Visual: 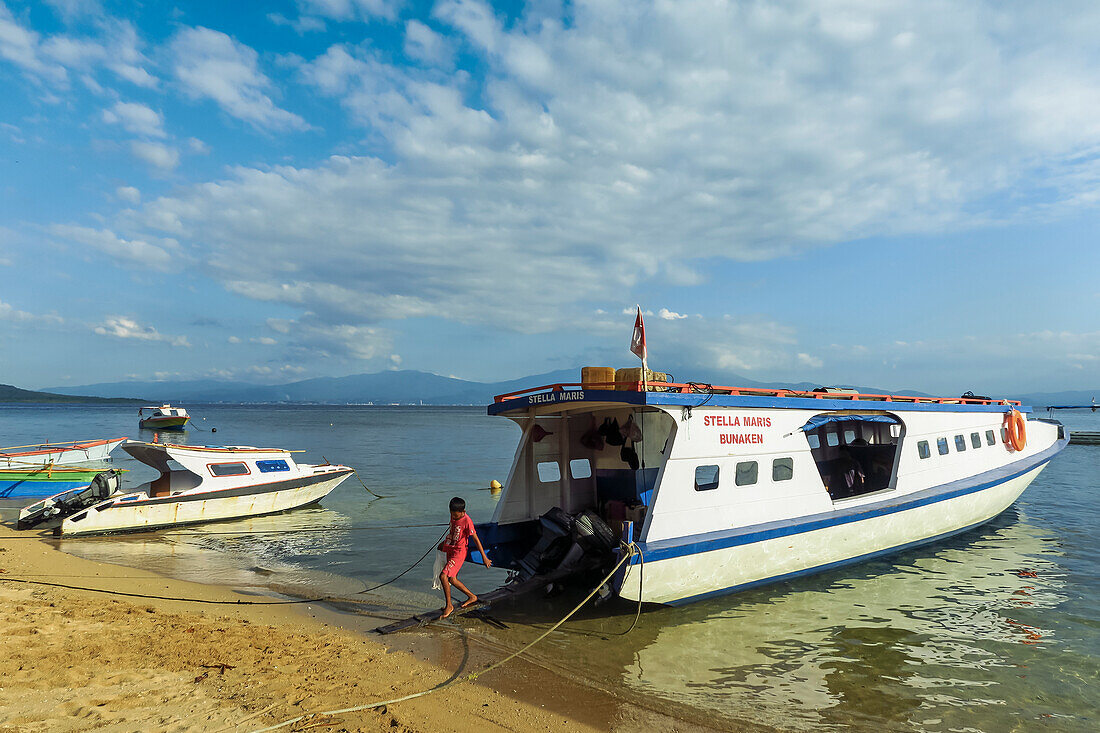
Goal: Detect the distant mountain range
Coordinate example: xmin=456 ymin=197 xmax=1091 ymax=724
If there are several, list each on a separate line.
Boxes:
xmin=0 ymin=384 xmax=143 ymax=404
xmin=34 ymin=370 xmax=1097 ymax=407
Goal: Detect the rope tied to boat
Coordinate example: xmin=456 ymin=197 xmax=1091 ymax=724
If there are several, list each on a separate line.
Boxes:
xmin=250 ymin=543 xmax=642 ymax=733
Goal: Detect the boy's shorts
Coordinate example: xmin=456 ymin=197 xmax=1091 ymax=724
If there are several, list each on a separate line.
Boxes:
xmin=443 ymin=550 xmax=465 ymax=578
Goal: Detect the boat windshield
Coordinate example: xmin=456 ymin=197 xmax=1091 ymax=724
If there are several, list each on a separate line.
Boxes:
xmin=802 ymin=413 xmax=902 ymax=500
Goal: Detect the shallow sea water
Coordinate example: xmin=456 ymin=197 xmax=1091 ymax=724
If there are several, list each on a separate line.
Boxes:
xmin=1 ymin=403 xmax=1096 ymax=732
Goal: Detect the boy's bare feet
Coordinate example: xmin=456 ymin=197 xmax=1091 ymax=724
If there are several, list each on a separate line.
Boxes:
xmin=441 ymin=604 xmax=454 ymax=619
xmin=460 ymin=595 xmax=478 ymax=608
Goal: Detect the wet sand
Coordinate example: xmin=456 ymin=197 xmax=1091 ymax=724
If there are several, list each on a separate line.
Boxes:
xmin=0 ymin=525 xmax=722 ymax=732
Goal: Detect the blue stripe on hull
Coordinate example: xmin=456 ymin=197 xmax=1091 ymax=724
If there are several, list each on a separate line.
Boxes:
xmin=0 ymin=479 xmax=91 ymax=499
xmin=633 ymin=439 xmax=1066 ymax=565
xmin=662 ymin=515 xmax=999 ymax=606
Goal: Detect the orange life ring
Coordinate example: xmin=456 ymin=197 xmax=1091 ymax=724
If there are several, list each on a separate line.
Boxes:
xmin=1003 ymin=410 xmax=1026 ymax=451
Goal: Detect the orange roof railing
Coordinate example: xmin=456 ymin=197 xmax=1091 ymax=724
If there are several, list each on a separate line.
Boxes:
xmin=494 ymin=381 xmax=1021 ymax=406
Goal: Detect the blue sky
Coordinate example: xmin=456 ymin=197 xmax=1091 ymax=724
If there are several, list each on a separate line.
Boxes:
xmin=0 ymin=0 xmax=1097 ymax=395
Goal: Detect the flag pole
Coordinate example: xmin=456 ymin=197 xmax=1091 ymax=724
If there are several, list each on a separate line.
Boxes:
xmin=638 ymin=305 xmax=648 ymax=393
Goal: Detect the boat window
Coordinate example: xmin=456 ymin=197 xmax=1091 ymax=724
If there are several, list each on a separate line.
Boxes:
xmin=735 ymin=461 xmax=758 ymax=486
xmin=694 ymin=465 xmax=720 ymax=491
xmin=971 ymin=432 xmax=982 ymax=449
xmin=536 ymin=462 xmax=561 ymax=483
xmin=1001 ymin=427 xmax=1008 ymax=443
xmin=826 ymin=431 xmax=839 ymax=447
xmin=986 ymin=430 xmax=996 ymax=445
xmin=772 ymin=457 xmax=794 ymax=481
xmin=918 ymin=440 xmax=930 ymax=459
xmin=569 ymin=458 xmax=592 ymax=479
xmin=843 ymin=429 xmax=857 ymax=444
xmin=806 ymin=433 xmax=820 ymax=449
xmin=257 ymin=459 xmax=290 ymax=473
xmin=955 ymin=435 xmax=967 ymax=452
xmin=937 ymin=437 xmax=949 ymax=455
xmin=209 ymin=462 xmax=250 ymax=477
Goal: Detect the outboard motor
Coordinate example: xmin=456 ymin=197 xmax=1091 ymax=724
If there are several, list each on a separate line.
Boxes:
xmin=517 ymin=507 xmax=575 ymax=575
xmin=555 ymin=510 xmax=618 ymax=572
xmin=17 ymin=469 xmax=123 ymax=530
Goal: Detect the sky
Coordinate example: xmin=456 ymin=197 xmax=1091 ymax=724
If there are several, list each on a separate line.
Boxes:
xmin=0 ymin=0 xmax=1098 ymax=396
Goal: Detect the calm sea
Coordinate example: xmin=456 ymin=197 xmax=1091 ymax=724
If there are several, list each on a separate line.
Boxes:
xmin=1 ymin=403 xmax=1097 ymax=732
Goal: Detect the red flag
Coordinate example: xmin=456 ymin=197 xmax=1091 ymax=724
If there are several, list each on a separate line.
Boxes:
xmin=630 ymin=306 xmax=647 ymax=360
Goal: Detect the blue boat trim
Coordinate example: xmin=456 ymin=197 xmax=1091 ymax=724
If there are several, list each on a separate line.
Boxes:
xmin=488 ymin=388 xmax=1034 ymax=416
xmin=632 ymin=438 xmax=1066 ymax=565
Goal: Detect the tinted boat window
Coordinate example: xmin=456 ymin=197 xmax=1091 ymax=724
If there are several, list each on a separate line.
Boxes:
xmin=843 ymin=429 xmax=857 ymax=444
xmin=257 ymin=459 xmax=290 ymax=473
xmin=955 ymin=435 xmax=967 ymax=452
xmin=971 ymin=432 xmax=982 ymax=449
xmin=695 ymin=465 xmax=720 ymax=491
xmin=209 ymin=462 xmax=249 ymax=477
xmin=918 ymin=440 xmax=930 ymax=459
xmin=772 ymin=457 xmax=794 ymax=481
xmin=807 ymin=434 xmax=820 ymax=449
xmin=569 ymin=459 xmax=592 ymax=479
xmin=986 ymin=430 xmax=996 ymax=445
xmin=826 ymin=432 xmax=839 ymax=447
xmin=536 ymin=462 xmax=561 ymax=483
xmin=937 ymin=437 xmax=949 ymax=455
xmin=735 ymin=461 xmax=758 ymax=486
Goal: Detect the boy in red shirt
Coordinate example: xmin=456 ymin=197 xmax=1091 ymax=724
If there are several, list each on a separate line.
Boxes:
xmin=439 ymin=496 xmax=491 ymax=618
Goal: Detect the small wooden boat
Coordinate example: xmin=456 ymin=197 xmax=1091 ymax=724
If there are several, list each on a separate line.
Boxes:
xmin=0 ymin=464 xmax=118 ymax=499
xmin=138 ymin=405 xmax=190 ymax=430
xmin=56 ymin=441 xmax=353 ymax=536
xmin=0 ymin=437 xmax=126 ymax=470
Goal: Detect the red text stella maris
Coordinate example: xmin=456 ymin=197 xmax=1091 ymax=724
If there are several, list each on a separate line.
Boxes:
xmin=702 ymin=415 xmax=772 ymax=428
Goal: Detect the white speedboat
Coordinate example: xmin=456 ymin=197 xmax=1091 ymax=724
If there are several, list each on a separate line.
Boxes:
xmin=472 ymin=374 xmax=1068 ymax=605
xmin=138 ymin=405 xmax=190 ymax=430
xmin=57 ymin=441 xmax=353 ymax=537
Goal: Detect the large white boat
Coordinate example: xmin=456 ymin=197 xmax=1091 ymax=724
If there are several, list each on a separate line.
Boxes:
xmin=472 ymin=375 xmax=1068 ymax=606
xmin=54 ymin=441 xmax=353 ymax=537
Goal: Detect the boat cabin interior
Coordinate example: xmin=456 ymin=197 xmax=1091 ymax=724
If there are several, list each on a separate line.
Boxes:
xmin=803 ymin=413 xmax=902 ymax=500
xmin=483 ymin=405 xmax=675 ymax=570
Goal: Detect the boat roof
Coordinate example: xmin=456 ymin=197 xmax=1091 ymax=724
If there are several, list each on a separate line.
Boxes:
xmin=488 ymin=381 xmax=1026 ymax=417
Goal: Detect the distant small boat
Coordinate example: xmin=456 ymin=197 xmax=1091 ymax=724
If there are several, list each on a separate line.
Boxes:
xmin=0 ymin=437 xmax=126 ymax=469
xmin=138 ymin=405 xmax=190 ymax=430
xmin=55 ymin=441 xmax=353 ymax=536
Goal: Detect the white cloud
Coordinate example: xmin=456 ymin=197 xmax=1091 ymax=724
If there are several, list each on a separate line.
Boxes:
xmin=169 ymin=27 xmax=308 ymax=131
xmin=130 ymin=141 xmax=179 ymax=170
xmin=115 ymin=185 xmax=140 ymax=204
xmin=49 ymin=224 xmax=175 ymax=271
xmin=0 ymin=299 xmax=63 ymax=324
xmin=187 ymin=137 xmax=210 ymax=154
xmin=297 ymin=0 xmax=402 ymax=22
xmin=797 ymin=352 xmax=824 ymax=369
xmin=93 ymin=316 xmax=190 ymax=347
xmin=103 ymin=101 xmax=165 ymax=137
xmin=266 ymin=316 xmax=394 ymax=362
xmin=252 ymin=336 xmax=277 ymax=345
xmin=0 ymin=3 xmax=68 ymax=83
xmin=658 ymin=308 xmax=688 ymax=320
xmin=405 ymin=20 xmax=453 ymax=68
xmin=227 ymin=336 xmax=242 ymax=344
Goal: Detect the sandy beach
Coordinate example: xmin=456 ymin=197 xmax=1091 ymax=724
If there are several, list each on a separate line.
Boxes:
xmin=0 ymin=525 xmax=722 ymax=732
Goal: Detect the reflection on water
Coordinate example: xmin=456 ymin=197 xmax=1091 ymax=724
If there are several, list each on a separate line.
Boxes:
xmin=2 ymin=405 xmax=1097 ymax=732
xmin=615 ymin=511 xmax=1077 ymax=732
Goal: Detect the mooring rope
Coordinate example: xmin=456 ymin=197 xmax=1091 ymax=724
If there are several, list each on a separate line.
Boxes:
xmin=250 ymin=544 xmax=639 ymax=733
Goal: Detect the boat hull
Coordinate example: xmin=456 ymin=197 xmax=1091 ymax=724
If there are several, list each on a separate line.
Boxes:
xmin=617 ymin=448 xmax=1060 ymax=605
xmin=139 ymin=417 xmax=188 ymax=430
xmin=59 ymin=468 xmax=353 ymax=536
xmin=0 ymin=468 xmax=106 ymax=499
xmin=0 ymin=438 xmax=126 ymax=469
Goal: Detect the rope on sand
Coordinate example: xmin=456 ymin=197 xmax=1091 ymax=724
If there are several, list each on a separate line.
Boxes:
xmin=250 ymin=544 xmax=640 ymax=733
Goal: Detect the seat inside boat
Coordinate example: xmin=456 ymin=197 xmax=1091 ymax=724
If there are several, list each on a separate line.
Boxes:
xmin=803 ymin=413 xmax=903 ymax=500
